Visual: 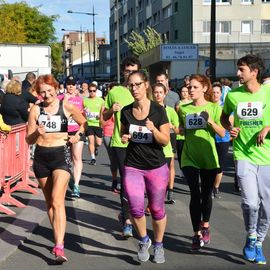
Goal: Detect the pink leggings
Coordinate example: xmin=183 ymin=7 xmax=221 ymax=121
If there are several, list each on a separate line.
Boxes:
xmin=123 ymin=164 xmax=169 ymax=221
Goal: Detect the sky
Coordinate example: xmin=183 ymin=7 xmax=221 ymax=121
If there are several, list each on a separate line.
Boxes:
xmin=4 ymin=0 xmax=110 ymax=42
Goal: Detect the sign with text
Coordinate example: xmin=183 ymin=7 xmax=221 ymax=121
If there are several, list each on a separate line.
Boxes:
xmin=160 ymin=44 xmax=198 ymax=61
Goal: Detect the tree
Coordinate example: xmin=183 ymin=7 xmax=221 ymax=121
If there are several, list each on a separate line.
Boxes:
xmin=0 ymin=1 xmax=57 ymax=44
xmin=51 ymin=42 xmax=64 ymax=79
xmin=124 ymin=26 xmax=163 ymax=57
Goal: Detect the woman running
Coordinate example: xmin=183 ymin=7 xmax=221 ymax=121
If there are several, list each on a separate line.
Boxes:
xmin=26 ymin=74 xmax=86 ymax=264
xmin=121 ymin=71 xmax=170 ymax=263
xmin=178 ymin=74 xmax=225 ymax=251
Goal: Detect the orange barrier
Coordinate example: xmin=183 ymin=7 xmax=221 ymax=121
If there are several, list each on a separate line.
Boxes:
xmin=0 ymin=124 xmax=39 ymax=215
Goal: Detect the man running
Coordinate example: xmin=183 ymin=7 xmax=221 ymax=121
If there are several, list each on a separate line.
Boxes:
xmin=221 ymin=54 xmax=270 ymax=265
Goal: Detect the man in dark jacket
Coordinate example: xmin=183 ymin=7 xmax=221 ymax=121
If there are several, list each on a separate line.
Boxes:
xmin=21 ymin=72 xmax=38 ymax=106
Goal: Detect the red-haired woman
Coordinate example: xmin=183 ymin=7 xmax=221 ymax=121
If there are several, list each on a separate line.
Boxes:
xmin=26 ymin=74 xmax=87 ymax=264
xmin=178 ymin=74 xmax=225 ymax=251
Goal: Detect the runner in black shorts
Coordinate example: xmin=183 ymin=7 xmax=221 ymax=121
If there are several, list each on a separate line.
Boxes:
xmin=26 ymin=74 xmax=87 ymax=264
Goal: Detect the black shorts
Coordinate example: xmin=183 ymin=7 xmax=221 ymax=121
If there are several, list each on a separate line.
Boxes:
xmin=85 ymin=126 xmax=103 ymax=138
xmin=165 ymin=157 xmax=172 ymax=168
xmin=68 ymin=131 xmax=86 ymax=142
xmin=33 ymin=145 xmax=72 ymax=178
xmin=170 ymin=133 xmax=177 ymax=154
xmin=216 ymin=142 xmax=230 ymax=173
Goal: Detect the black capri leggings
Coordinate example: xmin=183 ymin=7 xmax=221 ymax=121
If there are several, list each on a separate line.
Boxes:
xmin=215 ymin=142 xmax=230 ymax=174
xmin=182 ymin=166 xmax=217 ymax=232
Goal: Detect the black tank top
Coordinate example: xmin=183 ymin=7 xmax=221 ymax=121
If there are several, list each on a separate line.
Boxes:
xmin=37 ymin=100 xmax=68 ymax=133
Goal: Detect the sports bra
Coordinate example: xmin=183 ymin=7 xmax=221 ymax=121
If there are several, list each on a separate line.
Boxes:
xmin=37 ymin=100 xmax=68 ymax=133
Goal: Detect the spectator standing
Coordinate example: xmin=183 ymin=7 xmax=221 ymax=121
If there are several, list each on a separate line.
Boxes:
xmin=0 ymin=80 xmax=28 ymax=125
xmin=21 ymin=72 xmax=39 ymax=106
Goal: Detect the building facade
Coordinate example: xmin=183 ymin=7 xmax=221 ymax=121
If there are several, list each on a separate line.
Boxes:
xmin=109 ymin=0 xmax=270 ymax=81
xmin=62 ymin=31 xmax=110 ymax=82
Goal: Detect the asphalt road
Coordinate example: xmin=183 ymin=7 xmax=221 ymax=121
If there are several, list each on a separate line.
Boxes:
xmin=0 ymin=144 xmax=269 ymax=270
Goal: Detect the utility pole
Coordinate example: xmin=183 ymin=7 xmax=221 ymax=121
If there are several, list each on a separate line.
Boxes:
xmin=116 ymin=0 xmax=120 ymax=83
xmin=210 ymin=0 xmax=216 ymax=82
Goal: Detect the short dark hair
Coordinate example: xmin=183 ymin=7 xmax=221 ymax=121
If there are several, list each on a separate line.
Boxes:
xmin=121 ymin=56 xmax=141 ymax=71
xmin=156 ymin=72 xmax=168 ymax=79
xmin=237 ymin=54 xmax=265 ymax=81
xmin=26 ymin=72 xmax=36 ymax=81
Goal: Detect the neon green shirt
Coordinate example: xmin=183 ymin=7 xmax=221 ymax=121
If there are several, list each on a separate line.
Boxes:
xmin=163 ymin=106 xmax=179 ymax=158
xmin=83 ymin=97 xmax=104 ymax=127
xmin=179 ymin=102 xmax=221 ymax=169
xmin=223 ymin=84 xmax=270 ymax=165
xmin=105 ymin=86 xmax=134 ymax=147
xmin=177 ymin=100 xmax=192 ymax=141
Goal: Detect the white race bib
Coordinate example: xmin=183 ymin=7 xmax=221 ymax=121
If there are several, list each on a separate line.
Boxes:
xmin=68 ymin=117 xmax=77 ymax=126
xmin=129 ymin=124 xmax=153 ymax=143
xmin=237 ymin=102 xmax=263 ymax=119
xmin=85 ymin=110 xmax=99 ymax=120
xmin=38 ymin=114 xmax=61 ymax=132
xmin=185 ymin=113 xmax=207 ymax=129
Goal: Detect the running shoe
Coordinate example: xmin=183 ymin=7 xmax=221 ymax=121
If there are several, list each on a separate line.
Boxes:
xmin=201 ymin=226 xmax=210 ymax=244
xmin=145 ymin=207 xmax=151 ymax=216
xmin=71 ymin=184 xmax=80 ymax=198
xmin=167 ymin=189 xmax=176 ymax=204
xmin=243 ymin=235 xmax=257 ymax=261
xmin=191 ymin=235 xmax=204 ymax=251
xmin=54 ymin=247 xmax=68 ymax=264
xmin=90 ymin=159 xmax=96 ymax=165
xmin=213 ymin=187 xmax=221 ymax=199
xmin=254 ymin=242 xmax=266 ymax=265
xmin=68 ymin=175 xmax=74 ymax=191
xmin=153 ymin=245 xmax=165 ymax=264
xmin=137 ymin=238 xmax=152 ymax=262
xmin=111 ymin=181 xmax=120 ymax=194
xmin=122 ymin=224 xmax=133 ymax=238
xmin=51 ymin=245 xmax=57 ymax=255
xmin=94 ymin=148 xmax=98 ymax=156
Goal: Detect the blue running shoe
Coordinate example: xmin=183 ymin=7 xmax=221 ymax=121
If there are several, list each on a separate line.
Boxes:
xmin=71 ymin=184 xmax=80 ymax=198
xmin=255 ymin=243 xmax=266 ymax=265
xmin=243 ymin=236 xmax=256 ymax=261
xmin=122 ymin=224 xmax=133 ymax=238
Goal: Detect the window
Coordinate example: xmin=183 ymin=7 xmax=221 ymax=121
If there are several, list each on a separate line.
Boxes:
xmin=174 ymin=2 xmax=178 ymax=12
xmin=203 ymin=0 xmax=231 ymax=4
xmin=217 ymin=21 xmax=231 ymax=34
xmin=262 ymin=0 xmax=270 ymax=2
xmin=262 ymin=20 xmax=270 ymax=33
xmin=241 ymin=21 xmax=253 ymax=33
xmin=203 ymin=21 xmax=210 ymax=33
xmin=174 ymin=30 xmax=178 ymax=40
xmin=203 ymin=21 xmax=231 ymax=34
xmin=163 ymin=5 xmax=172 ymax=19
xmin=241 ymin=0 xmax=252 ymax=3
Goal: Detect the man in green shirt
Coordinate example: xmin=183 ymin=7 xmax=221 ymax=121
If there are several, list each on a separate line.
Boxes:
xmin=103 ymin=56 xmax=141 ymax=238
xmin=221 ymin=54 xmax=270 ymax=265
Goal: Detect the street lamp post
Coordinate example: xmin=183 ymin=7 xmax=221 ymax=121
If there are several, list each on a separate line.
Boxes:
xmin=68 ymin=7 xmax=98 ymax=81
xmin=61 ymin=28 xmax=84 ymax=78
xmin=115 ymin=0 xmax=120 ymax=83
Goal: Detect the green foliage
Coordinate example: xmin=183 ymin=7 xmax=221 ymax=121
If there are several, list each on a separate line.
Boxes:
xmin=0 ymin=1 xmax=57 ymax=44
xmin=124 ymin=26 xmax=163 ymax=56
xmin=51 ymin=43 xmax=64 ymax=78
